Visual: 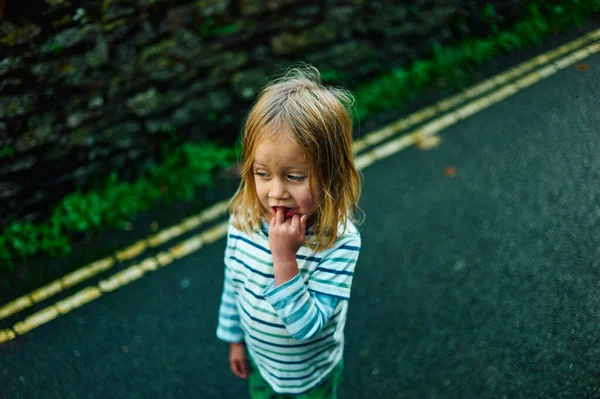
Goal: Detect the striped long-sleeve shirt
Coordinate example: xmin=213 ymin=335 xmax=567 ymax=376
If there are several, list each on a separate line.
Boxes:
xmin=216 ymin=217 xmax=361 ymax=394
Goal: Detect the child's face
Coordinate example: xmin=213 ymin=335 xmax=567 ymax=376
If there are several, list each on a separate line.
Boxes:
xmin=253 ymin=133 xmax=322 ymax=222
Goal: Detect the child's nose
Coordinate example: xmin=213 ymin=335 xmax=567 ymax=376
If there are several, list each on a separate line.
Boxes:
xmin=268 ymin=180 xmax=289 ymax=199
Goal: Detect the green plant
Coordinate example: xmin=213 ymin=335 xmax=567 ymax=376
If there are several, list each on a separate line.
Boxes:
xmin=353 ymin=0 xmax=600 ymax=121
xmin=211 ymin=23 xmax=238 ymax=36
xmin=199 ymin=18 xmax=238 ymax=37
xmin=481 ymin=3 xmax=498 ymax=21
xmin=410 ymin=60 xmax=434 ymax=91
xmin=497 ymin=31 xmax=523 ymax=52
xmin=0 ymin=145 xmax=15 ymax=159
xmin=50 ymin=42 xmax=63 ymax=55
xmin=0 ymin=141 xmax=235 ymax=268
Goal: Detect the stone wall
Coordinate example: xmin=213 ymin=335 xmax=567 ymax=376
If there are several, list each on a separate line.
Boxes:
xmin=0 ymin=0 xmax=531 ymax=227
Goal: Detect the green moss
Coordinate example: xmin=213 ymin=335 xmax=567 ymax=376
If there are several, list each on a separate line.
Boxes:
xmin=0 ymin=145 xmax=15 ymax=159
xmin=0 ymin=25 xmax=41 ymax=47
xmin=199 ymin=18 xmax=239 ymax=37
xmin=141 ymin=39 xmax=176 ymax=62
xmin=46 ymin=0 xmax=70 ymax=6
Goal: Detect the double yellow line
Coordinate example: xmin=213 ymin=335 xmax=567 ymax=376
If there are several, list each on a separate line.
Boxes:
xmin=0 ymin=201 xmax=230 ymax=340
xmin=353 ymin=28 xmax=600 ymax=168
xmin=1 ymin=27 xmax=599 ymax=344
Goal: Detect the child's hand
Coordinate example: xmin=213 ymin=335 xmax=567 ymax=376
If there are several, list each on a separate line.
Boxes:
xmin=229 ymin=342 xmax=251 ymax=379
xmin=268 ymin=207 xmax=307 ymax=264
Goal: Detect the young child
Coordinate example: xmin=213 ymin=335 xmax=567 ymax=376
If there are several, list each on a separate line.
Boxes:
xmin=216 ymin=64 xmax=362 ymax=398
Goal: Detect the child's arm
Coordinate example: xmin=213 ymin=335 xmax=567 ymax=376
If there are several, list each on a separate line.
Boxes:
xmin=216 ymin=220 xmax=244 ymax=343
xmin=217 ymin=220 xmax=251 ymax=378
xmin=216 ymin=267 xmax=244 ymax=343
xmin=264 ymin=277 xmax=340 ymax=340
xmin=266 ymin=208 xmax=360 ymax=340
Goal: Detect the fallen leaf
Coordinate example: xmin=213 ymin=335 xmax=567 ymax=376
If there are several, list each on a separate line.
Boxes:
xmin=415 ymin=135 xmax=442 ymax=150
xmin=575 ymin=64 xmax=589 ymax=72
xmin=444 ymin=166 xmax=457 ymax=177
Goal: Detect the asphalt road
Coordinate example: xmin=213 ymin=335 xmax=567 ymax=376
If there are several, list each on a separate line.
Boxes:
xmin=1 ymin=43 xmax=600 ymax=398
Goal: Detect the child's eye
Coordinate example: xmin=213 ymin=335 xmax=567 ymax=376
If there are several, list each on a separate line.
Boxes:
xmin=254 ymin=171 xmax=269 ymax=178
xmin=288 ymin=175 xmax=305 ymax=182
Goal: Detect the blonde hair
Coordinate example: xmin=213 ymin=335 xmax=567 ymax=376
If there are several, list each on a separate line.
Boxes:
xmin=229 ymin=63 xmax=361 ymax=251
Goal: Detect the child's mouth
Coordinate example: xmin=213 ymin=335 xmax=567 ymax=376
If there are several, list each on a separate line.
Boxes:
xmin=272 ymin=207 xmax=297 ymax=219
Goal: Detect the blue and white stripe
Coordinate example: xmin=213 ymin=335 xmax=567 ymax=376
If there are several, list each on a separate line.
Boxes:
xmin=216 ymin=217 xmax=361 ymax=394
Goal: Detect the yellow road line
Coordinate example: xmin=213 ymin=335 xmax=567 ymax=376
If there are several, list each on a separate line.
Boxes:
xmin=0 ymin=200 xmax=229 ymax=323
xmin=354 ymin=40 xmax=599 ymax=170
xmin=0 ymin=220 xmax=229 ymax=343
xmin=352 ymin=27 xmax=600 ymax=155
xmin=0 ymin=257 xmax=114 ymax=322
xmin=1 ymin=29 xmax=598 ymax=343
xmin=0 ymin=329 xmax=16 ymax=343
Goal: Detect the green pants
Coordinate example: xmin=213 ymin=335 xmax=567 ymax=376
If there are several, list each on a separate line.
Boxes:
xmin=248 ymin=356 xmax=343 ymax=399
